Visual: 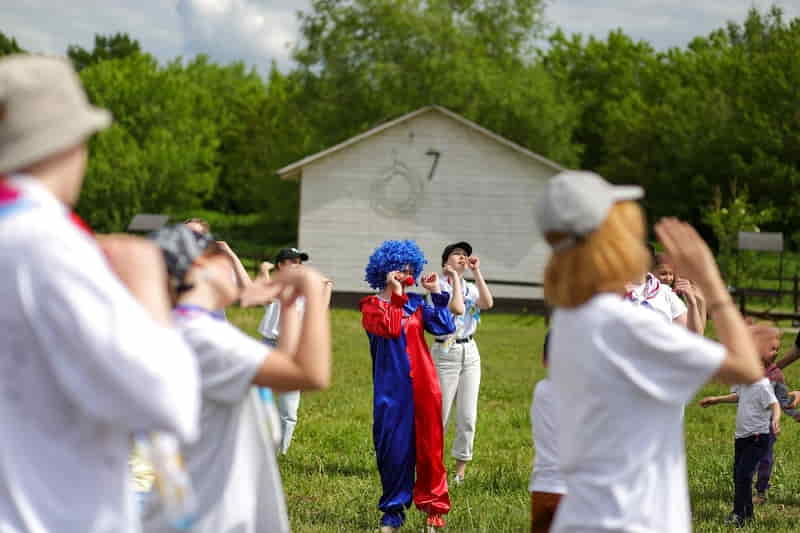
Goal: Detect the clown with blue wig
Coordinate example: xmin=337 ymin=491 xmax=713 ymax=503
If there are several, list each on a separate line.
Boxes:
xmin=360 ymin=240 xmax=455 ymax=532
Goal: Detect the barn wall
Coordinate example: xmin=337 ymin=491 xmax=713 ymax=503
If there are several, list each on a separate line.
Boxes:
xmin=297 ymin=110 xmax=555 ymax=299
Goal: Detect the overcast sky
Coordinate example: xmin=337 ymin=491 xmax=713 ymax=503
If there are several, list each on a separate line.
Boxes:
xmin=3 ymin=0 xmax=799 ymax=73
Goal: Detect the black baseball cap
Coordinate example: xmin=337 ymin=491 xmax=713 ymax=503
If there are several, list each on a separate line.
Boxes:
xmin=275 ymin=247 xmax=309 ymax=263
xmin=441 ymin=241 xmax=472 ymax=265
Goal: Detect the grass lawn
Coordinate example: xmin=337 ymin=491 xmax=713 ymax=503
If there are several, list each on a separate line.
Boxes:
xmin=226 ymin=306 xmax=800 ymax=532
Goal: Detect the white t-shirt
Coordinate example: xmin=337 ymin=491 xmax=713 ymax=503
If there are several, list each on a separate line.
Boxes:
xmin=732 ymin=378 xmax=777 ymax=439
xmin=435 ymin=277 xmax=480 ymax=339
xmin=549 ymin=293 xmax=725 ymax=533
xmin=628 ymin=273 xmax=687 ymax=324
xmin=0 ymin=176 xmax=199 ymax=533
xmin=142 ymin=314 xmax=289 ymax=533
xmin=257 ymin=298 xmax=305 ymax=340
xmin=529 ymin=378 xmax=567 ymax=495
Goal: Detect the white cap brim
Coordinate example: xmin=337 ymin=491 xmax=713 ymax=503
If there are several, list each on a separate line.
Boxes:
xmin=611 ymin=185 xmax=644 ymax=202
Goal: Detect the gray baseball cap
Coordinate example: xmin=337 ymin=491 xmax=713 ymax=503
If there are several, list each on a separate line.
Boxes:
xmin=0 ymin=55 xmax=111 ymax=173
xmin=536 ymin=171 xmax=643 ymax=250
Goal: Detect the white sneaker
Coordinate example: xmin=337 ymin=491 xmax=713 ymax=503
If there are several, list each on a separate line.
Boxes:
xmin=452 ymin=474 xmax=464 ymax=486
xmin=379 ymin=526 xmax=398 ymax=533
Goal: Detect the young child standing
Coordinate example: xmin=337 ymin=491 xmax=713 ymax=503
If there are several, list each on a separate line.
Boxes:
xmin=699 ymin=325 xmax=781 ymax=526
xmin=432 ymin=241 xmax=494 ymax=484
xmin=529 ymin=333 xmax=566 ymax=533
xmin=701 ymin=325 xmax=799 ymax=506
xmin=256 ymin=247 xmax=333 ymax=454
xmin=142 ymin=225 xmax=332 ymax=533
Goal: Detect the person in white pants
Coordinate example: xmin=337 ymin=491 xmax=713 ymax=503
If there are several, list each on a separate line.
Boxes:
xmin=257 ymin=248 xmax=333 ymax=454
xmin=431 ymin=241 xmax=494 ymax=484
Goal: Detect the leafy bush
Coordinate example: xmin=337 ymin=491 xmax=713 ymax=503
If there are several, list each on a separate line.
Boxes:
xmin=703 ymin=189 xmax=777 ymax=287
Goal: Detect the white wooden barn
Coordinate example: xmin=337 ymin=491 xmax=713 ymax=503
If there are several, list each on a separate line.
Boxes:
xmin=277 ymin=106 xmax=563 ymax=309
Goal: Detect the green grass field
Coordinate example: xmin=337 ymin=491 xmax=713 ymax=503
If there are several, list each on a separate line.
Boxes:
xmin=227 ymin=306 xmax=800 ymax=532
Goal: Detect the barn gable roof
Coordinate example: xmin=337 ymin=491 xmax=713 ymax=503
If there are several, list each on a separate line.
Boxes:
xmin=277 ymin=105 xmax=564 ymax=180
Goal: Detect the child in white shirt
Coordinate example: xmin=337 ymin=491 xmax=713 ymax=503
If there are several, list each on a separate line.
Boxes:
xmin=702 ymin=379 xmax=779 ymax=526
xmin=142 ymin=226 xmax=332 ymax=533
xmin=700 ymin=325 xmax=782 ymax=525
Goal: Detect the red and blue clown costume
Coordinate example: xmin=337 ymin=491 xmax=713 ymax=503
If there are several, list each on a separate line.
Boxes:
xmin=360 ymin=240 xmax=454 ymax=529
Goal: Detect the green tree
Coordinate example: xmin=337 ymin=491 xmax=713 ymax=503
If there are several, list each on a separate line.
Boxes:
xmin=77 ymin=53 xmax=220 ymax=231
xmin=703 ymin=189 xmax=777 ymax=283
xmin=68 ymin=33 xmax=141 ymax=71
xmin=209 ymin=65 xmax=313 ymax=235
xmin=546 ymin=6 xmax=800 ymax=242
xmin=179 ymin=55 xmax=278 ymax=213
xmin=292 ymin=0 xmax=581 ymax=167
xmin=0 ymin=31 xmax=24 ymax=56
xmin=541 ymin=29 xmax=660 ymax=172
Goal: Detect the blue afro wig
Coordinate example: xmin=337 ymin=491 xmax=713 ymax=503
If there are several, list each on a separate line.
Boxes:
xmin=365 ymin=240 xmax=427 ymax=290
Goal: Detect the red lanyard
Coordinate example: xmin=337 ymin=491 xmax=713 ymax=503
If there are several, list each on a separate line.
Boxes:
xmin=0 ymin=178 xmax=93 ymax=237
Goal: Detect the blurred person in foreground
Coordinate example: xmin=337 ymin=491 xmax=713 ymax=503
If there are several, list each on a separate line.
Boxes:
xmin=0 ymin=55 xmax=199 ymax=532
xmin=141 ymin=225 xmax=332 ymax=533
xmin=536 ymin=171 xmax=762 ymax=533
xmin=529 ymin=332 xmax=565 ymax=533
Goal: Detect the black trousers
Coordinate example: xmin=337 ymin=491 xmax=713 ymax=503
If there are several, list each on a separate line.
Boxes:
xmin=733 ymin=434 xmax=770 ymax=519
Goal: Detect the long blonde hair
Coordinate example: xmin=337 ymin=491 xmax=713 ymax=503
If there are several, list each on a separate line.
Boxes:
xmin=543 ymin=201 xmax=650 ymax=308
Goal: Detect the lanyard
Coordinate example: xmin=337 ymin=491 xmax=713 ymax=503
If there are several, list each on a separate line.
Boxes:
xmin=174 ymin=304 xmax=225 ymax=321
xmin=626 ymin=274 xmax=660 ymax=306
xmin=0 ymin=179 xmax=93 ymax=236
xmin=0 ymin=180 xmax=30 ymax=218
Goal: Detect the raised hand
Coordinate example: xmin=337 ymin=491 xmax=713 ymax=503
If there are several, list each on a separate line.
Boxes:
xmin=273 ymin=265 xmax=322 ymax=288
xmin=386 ymin=271 xmax=404 ymax=295
xmin=654 ymin=218 xmax=722 ymax=295
xmin=673 ymin=278 xmax=694 ymax=298
xmin=421 ymin=272 xmax=440 ymax=293
xmin=468 ymin=256 xmax=481 ymax=271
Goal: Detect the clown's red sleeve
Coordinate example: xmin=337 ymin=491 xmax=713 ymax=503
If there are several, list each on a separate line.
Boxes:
xmin=360 ymin=294 xmax=407 ymax=339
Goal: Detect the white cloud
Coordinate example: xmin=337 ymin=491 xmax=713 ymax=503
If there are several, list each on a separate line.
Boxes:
xmin=0 ymin=0 xmax=184 ymax=60
xmin=544 ymin=0 xmax=800 ymax=49
xmin=176 ymin=0 xmax=301 ymax=71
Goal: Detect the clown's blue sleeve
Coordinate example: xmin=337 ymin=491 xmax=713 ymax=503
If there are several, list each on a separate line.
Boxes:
xmin=422 ymin=291 xmax=456 ymax=336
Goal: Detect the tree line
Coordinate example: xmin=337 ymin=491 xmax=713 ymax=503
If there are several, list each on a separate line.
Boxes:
xmin=1 ymin=1 xmax=798 ymax=254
